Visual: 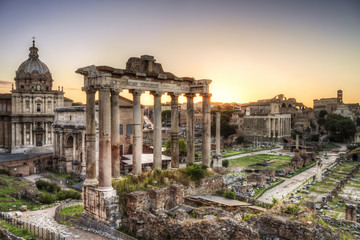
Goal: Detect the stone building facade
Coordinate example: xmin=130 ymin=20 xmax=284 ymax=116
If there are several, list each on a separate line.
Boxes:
xmin=0 ymin=40 xmax=66 ymax=154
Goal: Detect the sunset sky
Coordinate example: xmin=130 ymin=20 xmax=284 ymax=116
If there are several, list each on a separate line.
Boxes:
xmin=0 ymin=0 xmax=359 ymax=107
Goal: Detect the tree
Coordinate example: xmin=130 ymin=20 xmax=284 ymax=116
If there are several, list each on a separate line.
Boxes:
xmin=319 ymin=110 xmax=328 ymax=118
xmin=161 ymin=110 xmax=171 ymax=126
xmin=324 ymin=114 xmax=356 ymax=142
xmin=164 ymin=138 xmax=187 ymax=157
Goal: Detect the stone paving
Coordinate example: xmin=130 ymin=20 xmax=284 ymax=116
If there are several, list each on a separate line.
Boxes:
xmin=16 ymin=205 xmax=109 ymax=240
xmin=258 ymin=145 xmax=347 ymax=204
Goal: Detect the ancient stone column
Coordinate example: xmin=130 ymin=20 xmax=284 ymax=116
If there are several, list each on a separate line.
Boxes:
xmin=296 ymin=134 xmax=299 ymax=150
xmin=202 ymin=93 xmax=212 ymax=168
xmin=84 ymin=89 xmax=98 ymax=186
xmin=268 ymin=118 xmax=271 ymax=138
xmin=131 ymin=90 xmax=143 ymax=175
xmin=170 ymin=93 xmax=180 ymax=168
xmin=81 ymin=131 xmax=86 ymax=175
xmin=73 ymin=132 xmax=77 ymax=161
xmin=59 ymin=130 xmax=64 ymax=158
xmin=216 ymin=112 xmax=221 ymax=156
xmin=111 ymin=90 xmax=121 ymax=179
xmin=98 ymin=88 xmax=112 ymax=189
xmin=29 ymin=123 xmax=32 ymax=146
xmin=346 ymin=204 xmax=357 ymax=222
xmin=151 ymin=91 xmax=162 ymax=170
xmin=186 ymin=93 xmax=195 ymax=165
xmin=23 ymin=123 xmax=26 ymax=146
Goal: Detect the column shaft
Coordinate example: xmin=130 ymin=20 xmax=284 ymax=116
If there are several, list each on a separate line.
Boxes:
xmin=132 ymin=90 xmax=143 ymax=175
xmin=98 ymin=88 xmax=112 ymax=189
xmin=216 ymin=112 xmax=221 ymax=156
xmin=111 ymin=91 xmax=121 ymax=178
xmin=81 ymin=131 xmax=86 ymax=175
xmin=170 ymin=93 xmax=179 ymax=168
xmin=186 ymin=94 xmax=195 ymax=165
xmin=23 ymin=123 xmax=26 ymax=146
xmin=202 ymin=93 xmax=212 ymax=167
xmin=59 ymin=130 xmax=64 ymax=157
xmin=152 ymin=92 xmax=162 ymax=170
xmin=84 ymin=90 xmax=98 ymax=186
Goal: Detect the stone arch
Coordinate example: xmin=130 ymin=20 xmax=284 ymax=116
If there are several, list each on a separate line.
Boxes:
xmin=282 ymin=103 xmax=286 ymax=108
xmin=66 ymin=135 xmax=73 ymax=147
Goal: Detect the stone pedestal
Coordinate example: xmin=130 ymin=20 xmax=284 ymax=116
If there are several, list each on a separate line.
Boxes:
xmin=82 ymin=185 xmax=120 ymax=227
xmin=346 ymin=204 xmax=357 ymax=222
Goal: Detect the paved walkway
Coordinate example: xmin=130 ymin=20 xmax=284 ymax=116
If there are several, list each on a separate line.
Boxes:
xmin=258 ymin=145 xmax=347 ymax=204
xmin=15 ymin=204 xmax=109 ymax=240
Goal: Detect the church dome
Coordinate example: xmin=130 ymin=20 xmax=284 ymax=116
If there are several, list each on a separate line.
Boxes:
xmin=17 ymin=40 xmax=50 ymax=74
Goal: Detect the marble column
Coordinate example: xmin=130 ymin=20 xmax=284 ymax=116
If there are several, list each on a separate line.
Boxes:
xmin=23 ymin=123 xmax=26 ymax=146
xmin=216 ymin=112 xmax=221 ymax=156
xmin=170 ymin=93 xmax=180 ymax=168
xmin=111 ymin=90 xmax=121 ymax=179
xmin=268 ymin=118 xmax=271 ymax=138
xmin=151 ymin=91 xmax=162 ymax=170
xmin=81 ymin=131 xmax=86 ymax=175
xmin=44 ymin=122 xmax=48 ymax=145
xmin=59 ymin=130 xmax=64 ymax=158
xmin=202 ymin=93 xmax=212 ymax=168
xmin=98 ymin=88 xmax=112 ymax=189
xmin=131 ymin=90 xmax=143 ymax=175
xmin=53 ymin=131 xmax=58 ymax=157
xmin=186 ymin=93 xmax=195 ymax=165
xmin=73 ymin=132 xmax=77 ymax=161
xmin=84 ymin=89 xmax=98 ymax=186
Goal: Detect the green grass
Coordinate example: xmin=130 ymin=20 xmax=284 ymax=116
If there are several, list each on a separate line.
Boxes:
xmin=0 ymin=175 xmax=38 ymax=211
xmin=0 ymin=219 xmax=36 ymax=239
xmin=59 ymin=205 xmax=84 ymax=217
xmin=222 ymin=147 xmax=272 ymax=157
xmin=228 ymin=154 xmax=291 ymax=170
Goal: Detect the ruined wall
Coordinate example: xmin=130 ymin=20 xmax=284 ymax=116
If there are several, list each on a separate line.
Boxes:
xmin=184 ymin=175 xmax=223 ymax=196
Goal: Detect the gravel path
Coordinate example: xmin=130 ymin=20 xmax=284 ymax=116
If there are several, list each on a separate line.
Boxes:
xmin=258 ymin=145 xmax=347 ymax=204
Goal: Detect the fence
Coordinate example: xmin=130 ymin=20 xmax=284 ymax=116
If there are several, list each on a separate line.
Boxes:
xmin=0 ymin=212 xmax=66 ymax=240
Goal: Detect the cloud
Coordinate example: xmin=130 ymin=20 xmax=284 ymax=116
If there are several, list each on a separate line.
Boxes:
xmin=0 ymin=80 xmax=12 ymax=85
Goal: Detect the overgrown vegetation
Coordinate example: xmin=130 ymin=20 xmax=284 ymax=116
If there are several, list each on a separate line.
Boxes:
xmin=324 ymin=114 xmax=356 ymax=142
xmin=113 ymin=167 xmax=215 ymax=213
xmin=0 ymin=219 xmax=36 ymax=239
xmin=223 ymin=189 xmax=236 ymax=199
xmin=35 ymin=180 xmax=81 ymax=204
xmin=59 ymin=205 xmax=83 ymax=217
xmin=228 ymin=154 xmax=291 ymax=170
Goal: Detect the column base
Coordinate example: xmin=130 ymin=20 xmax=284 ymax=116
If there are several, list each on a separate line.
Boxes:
xmin=82 ymin=185 xmax=120 ymax=228
xmin=83 ymin=178 xmax=99 ymax=186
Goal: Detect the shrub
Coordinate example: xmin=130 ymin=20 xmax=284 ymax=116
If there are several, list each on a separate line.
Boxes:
xmin=0 ymin=169 xmax=10 ymax=176
xmin=185 ymin=164 xmax=207 ymax=180
xmin=56 ymin=190 xmax=81 ymax=200
xmin=222 ymin=160 xmax=229 ymax=168
xmin=272 ymin=197 xmax=278 ymax=205
xmin=38 ymin=192 xmax=57 ymax=204
xmin=223 ymin=189 xmax=236 ymax=199
xmin=35 ymin=180 xmax=61 ymax=193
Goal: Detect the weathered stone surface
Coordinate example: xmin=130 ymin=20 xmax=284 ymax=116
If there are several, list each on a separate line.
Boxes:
xmin=184 ymin=175 xmax=223 ymax=195
xmin=249 ymin=214 xmax=340 ymax=240
xmin=246 ymin=173 xmax=266 ymax=186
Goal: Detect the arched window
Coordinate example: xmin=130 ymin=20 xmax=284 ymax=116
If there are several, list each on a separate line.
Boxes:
xmin=67 ymin=136 xmax=73 ymax=147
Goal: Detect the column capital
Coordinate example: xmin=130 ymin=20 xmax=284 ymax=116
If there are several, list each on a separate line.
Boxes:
xmin=84 ymin=88 xmax=97 ymax=94
xmin=168 ymin=92 xmax=181 ymax=99
xmin=150 ymin=91 xmax=164 ymax=97
xmin=111 ymin=88 xmax=122 ymax=94
xmin=201 ymin=93 xmax=212 ymax=98
xmin=129 ymin=89 xmax=144 ymax=96
xmin=185 ymin=93 xmax=196 ymax=98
